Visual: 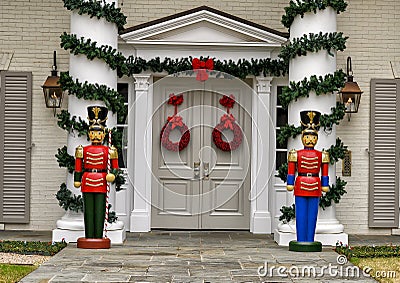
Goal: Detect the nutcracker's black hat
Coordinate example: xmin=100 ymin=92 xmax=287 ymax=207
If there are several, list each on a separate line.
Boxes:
xmin=87 ymin=106 xmax=108 ymax=131
xmin=300 ymin=110 xmax=321 ymax=135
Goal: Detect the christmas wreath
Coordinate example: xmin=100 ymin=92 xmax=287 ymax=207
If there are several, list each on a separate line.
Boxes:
xmin=212 ymin=95 xmax=243 ymax=151
xmin=160 ymin=94 xmax=191 ymax=151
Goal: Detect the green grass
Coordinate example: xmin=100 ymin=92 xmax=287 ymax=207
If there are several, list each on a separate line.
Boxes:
xmin=0 ymin=264 xmax=37 ymax=283
xmin=0 ymin=240 xmax=67 ymax=282
xmin=350 ymin=257 xmax=400 ymax=283
xmin=335 ymin=244 xmax=400 ymax=282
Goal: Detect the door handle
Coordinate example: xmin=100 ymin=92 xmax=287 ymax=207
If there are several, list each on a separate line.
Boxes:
xmin=203 ymin=162 xmax=209 ymax=180
xmin=193 ymin=161 xmax=200 ymax=179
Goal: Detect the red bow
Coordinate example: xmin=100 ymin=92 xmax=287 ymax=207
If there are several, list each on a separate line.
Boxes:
xmin=167 ymin=115 xmax=183 ymax=129
xmin=168 ymin=93 xmax=183 ymax=106
xmin=192 ymin=58 xmax=214 ymax=81
xmin=220 ymin=114 xmax=235 ymax=130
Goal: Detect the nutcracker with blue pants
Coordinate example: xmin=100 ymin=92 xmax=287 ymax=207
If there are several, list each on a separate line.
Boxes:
xmin=286 ymin=111 xmax=330 ymax=252
xmin=74 ymin=106 xmax=118 ymax=249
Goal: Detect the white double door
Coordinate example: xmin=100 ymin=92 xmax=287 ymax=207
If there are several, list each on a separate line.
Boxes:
xmin=151 ymin=77 xmax=252 ymax=229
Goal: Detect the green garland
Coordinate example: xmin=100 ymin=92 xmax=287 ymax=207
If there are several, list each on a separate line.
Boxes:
xmin=56 ymin=183 xmax=83 ymax=213
xmin=55 ymin=146 xmax=75 ymax=173
xmin=279 ymin=177 xmax=348 ymax=222
xmin=279 ymin=70 xmax=346 ymax=109
xmin=325 ymin=137 xmax=348 ymax=165
xmin=320 ymin=177 xmax=347 ymax=209
xmin=60 ymin=72 xmax=126 ymax=120
xmin=279 ymin=204 xmax=296 ymax=224
xmin=59 ymin=33 xmax=289 ymax=79
xmin=279 ymin=32 xmax=348 ymax=61
xmin=276 ymin=163 xmax=289 ymax=183
xmin=57 ymin=110 xmax=89 ymax=138
xmin=60 ymin=33 xmax=128 ymax=78
xmin=277 ymin=102 xmax=346 ymax=146
xmin=277 ymin=125 xmax=302 ymax=148
xmin=63 ymin=0 xmax=126 ymax=31
xmin=320 ymin=102 xmax=346 ymax=129
xmin=126 ymin=55 xmax=289 ymax=78
xmin=281 ymin=0 xmax=348 ymax=28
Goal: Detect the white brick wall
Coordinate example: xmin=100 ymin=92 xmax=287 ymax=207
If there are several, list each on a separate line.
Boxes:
xmin=1 ymin=0 xmax=398 ymax=233
xmin=0 ymin=0 xmax=70 ymax=230
xmin=335 ymin=0 xmax=398 ymax=234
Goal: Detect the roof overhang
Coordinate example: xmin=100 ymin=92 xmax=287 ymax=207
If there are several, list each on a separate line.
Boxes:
xmin=120 ymin=6 xmax=288 ymax=48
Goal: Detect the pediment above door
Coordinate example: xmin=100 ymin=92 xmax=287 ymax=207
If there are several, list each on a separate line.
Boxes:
xmin=120 ymin=6 xmax=288 ymax=48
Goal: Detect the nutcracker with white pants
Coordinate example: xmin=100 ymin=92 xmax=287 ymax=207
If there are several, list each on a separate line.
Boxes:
xmin=286 ymin=111 xmax=329 ymax=252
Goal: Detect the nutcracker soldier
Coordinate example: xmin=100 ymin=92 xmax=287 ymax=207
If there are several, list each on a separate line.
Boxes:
xmin=286 ymin=110 xmax=330 ymax=252
xmin=74 ymin=106 xmax=118 ymax=249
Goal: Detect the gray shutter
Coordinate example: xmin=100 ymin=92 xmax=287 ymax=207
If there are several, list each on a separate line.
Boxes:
xmin=0 ymin=72 xmax=32 ymax=223
xmin=369 ymin=79 xmax=400 ymax=227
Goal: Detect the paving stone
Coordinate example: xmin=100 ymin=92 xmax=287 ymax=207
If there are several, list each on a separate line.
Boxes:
xmin=146 ymin=265 xmax=190 ymax=276
xmin=47 ymin=272 xmax=88 ymax=282
xmin=129 ymin=275 xmax=173 ymax=282
xmin=171 ymin=276 xmax=204 ymax=283
xmin=230 ymin=269 xmax=258 ymax=277
xmin=15 ymin=231 xmax=397 ymax=282
xmin=82 ymin=273 xmax=131 ymax=282
xmin=230 ymin=275 xmax=263 ymax=282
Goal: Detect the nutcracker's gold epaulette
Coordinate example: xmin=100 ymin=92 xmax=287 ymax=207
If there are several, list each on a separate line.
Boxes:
xmin=288 ymin=149 xmax=297 ymax=162
xmin=75 ymin=145 xmax=83 ymax=158
xmin=109 ymin=146 xmax=118 ymax=159
xmin=322 ymin=150 xmax=330 ymax=163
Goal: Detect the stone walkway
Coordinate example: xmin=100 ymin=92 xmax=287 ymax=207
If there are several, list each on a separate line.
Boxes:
xmin=15 ymin=231 xmax=379 ymax=283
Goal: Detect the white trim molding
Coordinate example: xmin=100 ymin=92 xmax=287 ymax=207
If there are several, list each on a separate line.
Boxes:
xmin=250 ymin=76 xmax=274 ymax=234
xmin=130 ymin=74 xmax=152 ymax=232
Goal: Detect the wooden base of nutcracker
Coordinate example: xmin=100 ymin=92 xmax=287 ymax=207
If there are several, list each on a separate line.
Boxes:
xmin=289 ymin=240 xmax=322 ymax=252
xmin=77 ymin=237 xmax=111 ymax=249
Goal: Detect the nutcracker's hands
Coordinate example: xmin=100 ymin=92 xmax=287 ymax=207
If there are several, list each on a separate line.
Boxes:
xmin=74 ymin=182 xmax=81 ymax=188
xmin=322 ymin=186 xmax=329 ymax=193
xmin=286 ymin=185 xmax=294 ymax=191
xmin=106 ymin=173 xmax=115 ymax=183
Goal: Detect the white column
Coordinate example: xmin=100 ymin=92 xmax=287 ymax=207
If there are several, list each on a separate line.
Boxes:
xmin=130 ymin=75 xmax=152 ymax=232
xmin=275 ymin=7 xmax=347 ymax=246
xmin=251 ymin=76 xmax=273 ymax=234
xmin=53 ymin=0 xmax=125 ymax=244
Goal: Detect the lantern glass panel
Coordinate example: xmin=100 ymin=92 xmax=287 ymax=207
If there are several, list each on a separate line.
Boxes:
xmin=43 ymin=87 xmax=63 ymax=108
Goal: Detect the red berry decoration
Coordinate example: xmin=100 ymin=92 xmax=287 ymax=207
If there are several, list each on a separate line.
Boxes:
xmin=212 ymin=95 xmax=243 ymax=152
xmin=160 ymin=94 xmax=190 ymax=152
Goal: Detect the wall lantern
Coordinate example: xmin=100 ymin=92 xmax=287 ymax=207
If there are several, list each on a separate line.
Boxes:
xmin=339 ymin=56 xmax=363 ymax=121
xmin=42 ymin=51 xmax=63 ymax=116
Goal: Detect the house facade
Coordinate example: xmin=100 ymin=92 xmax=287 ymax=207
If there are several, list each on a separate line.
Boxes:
xmin=0 ymin=0 xmax=399 ymax=238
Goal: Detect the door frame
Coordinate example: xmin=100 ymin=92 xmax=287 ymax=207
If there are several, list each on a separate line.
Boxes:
xmin=128 ymin=74 xmax=275 ymax=233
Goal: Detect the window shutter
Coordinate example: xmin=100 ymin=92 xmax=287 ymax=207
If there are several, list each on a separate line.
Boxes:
xmin=0 ymin=72 xmax=32 ymax=223
xmin=369 ymin=79 xmax=400 ymax=227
